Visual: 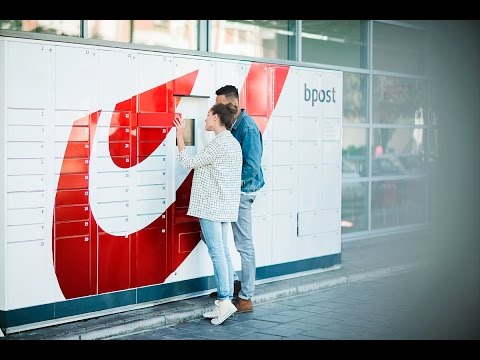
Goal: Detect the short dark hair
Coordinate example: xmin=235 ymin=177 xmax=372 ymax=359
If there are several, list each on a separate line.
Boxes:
xmin=215 ymin=85 xmax=239 ymax=101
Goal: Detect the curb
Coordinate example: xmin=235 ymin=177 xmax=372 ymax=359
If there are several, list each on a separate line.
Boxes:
xmin=58 ymin=261 xmax=420 ymax=340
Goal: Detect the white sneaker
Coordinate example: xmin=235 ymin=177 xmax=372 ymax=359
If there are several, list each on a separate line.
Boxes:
xmin=211 ymin=299 xmax=237 ymax=325
xmin=203 ymin=300 xmax=220 ymax=319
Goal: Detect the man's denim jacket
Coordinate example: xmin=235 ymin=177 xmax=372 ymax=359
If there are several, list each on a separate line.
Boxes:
xmin=230 ymin=109 xmax=265 ymax=193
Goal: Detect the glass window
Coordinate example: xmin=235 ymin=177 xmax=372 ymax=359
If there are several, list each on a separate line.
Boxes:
xmin=343 ymin=72 xmax=368 ymax=124
xmin=371 ymin=178 xmax=426 ymax=229
xmin=210 ymin=20 xmax=293 ymax=60
xmin=0 ymin=20 xmax=80 ymax=36
xmin=343 ymin=128 xmax=368 ymax=178
xmin=342 ymin=182 xmax=368 ymax=234
xmin=132 ymin=20 xmax=197 ymax=50
xmin=373 ymin=22 xmax=426 ymax=75
xmin=87 ymin=20 xmax=131 ymax=43
xmin=301 ymin=20 xmax=368 ymax=68
xmin=372 ymin=128 xmax=425 ymax=177
xmin=372 ymin=75 xmax=426 ymax=125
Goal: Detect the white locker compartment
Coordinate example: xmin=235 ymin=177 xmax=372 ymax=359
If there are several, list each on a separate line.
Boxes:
xmin=7 ymin=191 xmax=45 ymax=209
xmin=7 ymin=108 xmax=46 ymax=126
xmin=137 ymin=170 xmax=167 ymax=186
xmin=272 ymin=213 xmax=296 ymax=264
xmin=7 ymin=208 xmax=45 ymax=226
xmin=7 ymin=142 xmax=46 ymax=159
xmin=98 ymin=49 xmax=137 ymax=109
xmin=97 ymin=171 xmax=130 ymax=188
xmin=7 ymin=125 xmax=45 ymax=142
xmin=137 ymin=184 xmax=167 ymax=201
xmin=298 ymin=70 xmax=322 ymax=117
xmin=97 ymin=186 xmax=130 ymax=203
xmin=55 ymin=125 xmax=89 ymax=143
xmin=7 ymin=240 xmax=49 ymax=309
xmin=321 ymin=231 xmax=341 ymax=256
xmin=297 ymin=234 xmax=323 ymax=260
xmin=7 ymin=41 xmax=48 ymax=109
xmin=174 ymin=57 xmax=214 ymax=97
xmin=137 ymin=214 xmax=166 ymax=228
xmin=137 ymin=198 xmax=166 ymax=215
xmin=55 ymin=110 xmax=89 ymax=126
xmin=55 ymin=45 xmax=98 ymax=110
xmin=272 ymin=116 xmax=295 ymax=141
xmin=298 ymin=141 xmax=319 ymax=165
xmin=321 ymin=209 xmax=341 ymax=233
xmin=135 ymin=155 xmax=166 ymax=171
xmin=272 ymin=165 xmax=294 ymax=191
xmin=7 ymin=158 xmax=46 ymax=176
xmin=97 ymin=156 xmax=131 ymax=171
xmin=272 ymin=68 xmax=298 ymax=116
xmin=96 ymin=125 xmax=129 ymax=147
xmin=298 ymin=116 xmax=319 ymax=142
xmin=260 ymin=135 xmax=270 ymax=169
xmin=96 ymin=216 xmax=129 ymax=233
xmin=321 ymin=71 xmax=342 ymax=119
xmin=96 ymin=201 xmax=130 ymax=218
xmin=252 ymin=216 xmax=270 ymax=267
xmin=272 ymin=141 xmax=294 ymax=166
xmin=322 ymin=118 xmax=341 ymax=141
xmin=55 ymin=141 xmax=90 ymax=158
xmin=137 ymin=53 xmax=174 ymax=111
xmin=321 ymin=164 xmax=342 ymax=209
xmin=298 ymin=164 xmax=319 ymax=212
xmin=322 ymin=141 xmax=341 ymax=164
xmin=272 ymin=189 xmax=294 ymax=215
xmin=251 ymin=191 xmax=267 ymax=218
xmin=297 ymin=211 xmax=317 ymax=237
xmin=7 ymin=223 xmax=45 ymax=243
xmin=7 ymin=174 xmax=45 ymax=192
xmin=214 ymin=61 xmax=248 ymax=97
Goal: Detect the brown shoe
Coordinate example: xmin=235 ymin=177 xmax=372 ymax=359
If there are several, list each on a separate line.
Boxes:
xmin=233 ymin=298 xmax=253 ymax=313
xmin=209 ymin=280 xmax=241 ymax=298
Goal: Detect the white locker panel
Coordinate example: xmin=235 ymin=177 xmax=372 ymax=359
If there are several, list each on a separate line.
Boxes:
xmin=55 ymin=110 xmax=88 ymax=126
xmin=298 ymin=117 xmax=319 ymax=141
xmin=7 ymin=142 xmax=45 ymax=159
xmin=297 ymin=211 xmax=317 ymax=237
xmin=97 ymin=172 xmax=131 ymax=187
xmin=272 ymin=213 xmax=296 ymax=264
xmin=7 ymin=241 xmax=49 ymax=309
xmin=298 ymin=141 xmax=319 ymax=165
xmin=321 ymin=164 xmax=341 ymax=209
xmin=272 ymin=189 xmax=293 ymax=215
xmin=7 ymin=159 xmax=45 ymax=176
xmin=137 ymin=199 xmax=166 ymax=215
xmin=251 ymin=191 xmax=267 ymax=218
xmin=137 ymin=184 xmax=167 ymax=201
xmin=297 ymin=234 xmax=322 ymax=260
xmin=137 ymin=170 xmax=167 ymax=186
xmin=136 ymin=156 xmax=166 ymax=171
xmin=55 ymin=142 xmax=89 ymax=158
xmin=97 ymin=187 xmax=130 ymax=203
xmin=97 ymin=217 xmax=129 ymax=233
xmin=97 ymin=156 xmax=130 ymax=171
xmin=214 ymin=61 xmax=247 ymax=96
xmin=55 ymin=45 xmax=98 ymax=110
xmin=298 ymin=165 xmax=318 ymax=212
xmin=97 ymin=201 xmax=129 ymax=218
xmin=261 ymin=139 xmax=270 ymax=168
xmin=7 ymin=224 xmax=45 ymax=242
xmin=96 ymin=125 xmax=123 ymax=144
xmin=8 ymin=126 xmax=45 ymax=142
xmin=7 ymin=41 xmax=47 ymax=109
xmin=322 ymin=231 xmax=341 ymax=255
xmin=272 ymin=165 xmax=294 ymax=190
xmin=7 ymin=191 xmax=45 ymax=209
xmin=252 ymin=216 xmax=269 ymax=267
xmin=137 ymin=214 xmax=166 ymax=227
xmin=7 ymin=175 xmax=45 ymax=192
xmin=55 ymin=125 xmax=84 ymax=142
xmin=272 ymin=68 xmax=298 ymax=116
xmin=174 ymin=57 xmax=213 ymax=96
xmin=321 ymin=71 xmax=342 ymax=119
xmin=322 ymin=118 xmax=341 ymax=141
xmin=298 ymin=70 xmax=322 ymax=117
xmin=272 ymin=141 xmax=294 ymax=166
xmin=98 ymin=49 xmax=137 ymax=109
xmin=321 ymin=209 xmax=341 ymax=233
xmin=7 ymin=109 xmax=45 ymax=125
xmin=322 ymin=141 xmax=340 ymax=164
xmin=7 ymin=208 xmax=45 ymax=226
xmin=138 ymin=53 xmax=173 ymax=103
xmin=272 ymin=116 xmax=295 ymax=141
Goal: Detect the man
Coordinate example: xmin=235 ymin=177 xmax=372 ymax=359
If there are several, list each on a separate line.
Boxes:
xmin=209 ymin=84 xmax=265 ymax=313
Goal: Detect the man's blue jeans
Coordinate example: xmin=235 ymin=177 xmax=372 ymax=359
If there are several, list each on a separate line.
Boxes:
xmin=199 ymin=219 xmax=234 ymax=301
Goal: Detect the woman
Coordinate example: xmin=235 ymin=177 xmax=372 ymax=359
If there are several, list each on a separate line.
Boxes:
xmin=173 ymin=103 xmax=242 ymax=325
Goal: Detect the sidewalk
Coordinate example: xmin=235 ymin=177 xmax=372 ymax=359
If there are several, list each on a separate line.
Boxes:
xmin=1 ymin=231 xmax=427 ymax=340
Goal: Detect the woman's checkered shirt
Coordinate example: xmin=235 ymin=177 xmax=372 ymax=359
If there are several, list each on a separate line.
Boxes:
xmin=177 ymin=130 xmax=242 ymax=222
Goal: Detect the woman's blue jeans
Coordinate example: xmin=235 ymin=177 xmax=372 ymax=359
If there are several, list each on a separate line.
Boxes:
xmin=199 ymin=219 xmax=234 ymax=301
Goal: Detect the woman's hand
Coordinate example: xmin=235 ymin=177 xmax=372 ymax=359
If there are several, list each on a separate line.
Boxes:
xmin=173 ymin=114 xmax=186 ymax=151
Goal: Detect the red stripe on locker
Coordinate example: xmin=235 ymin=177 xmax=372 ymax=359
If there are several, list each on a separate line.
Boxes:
xmin=57 ymin=173 xmax=89 ymax=190
xmin=55 ymin=220 xmax=90 ymax=238
xmin=55 ymin=205 xmax=89 ymax=222
xmin=136 ymin=227 xmax=167 ymax=287
xmin=55 ymin=189 xmax=89 ymax=206
xmin=97 ymin=233 xmax=130 ymax=293
xmin=61 ymin=142 xmax=90 ymax=158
